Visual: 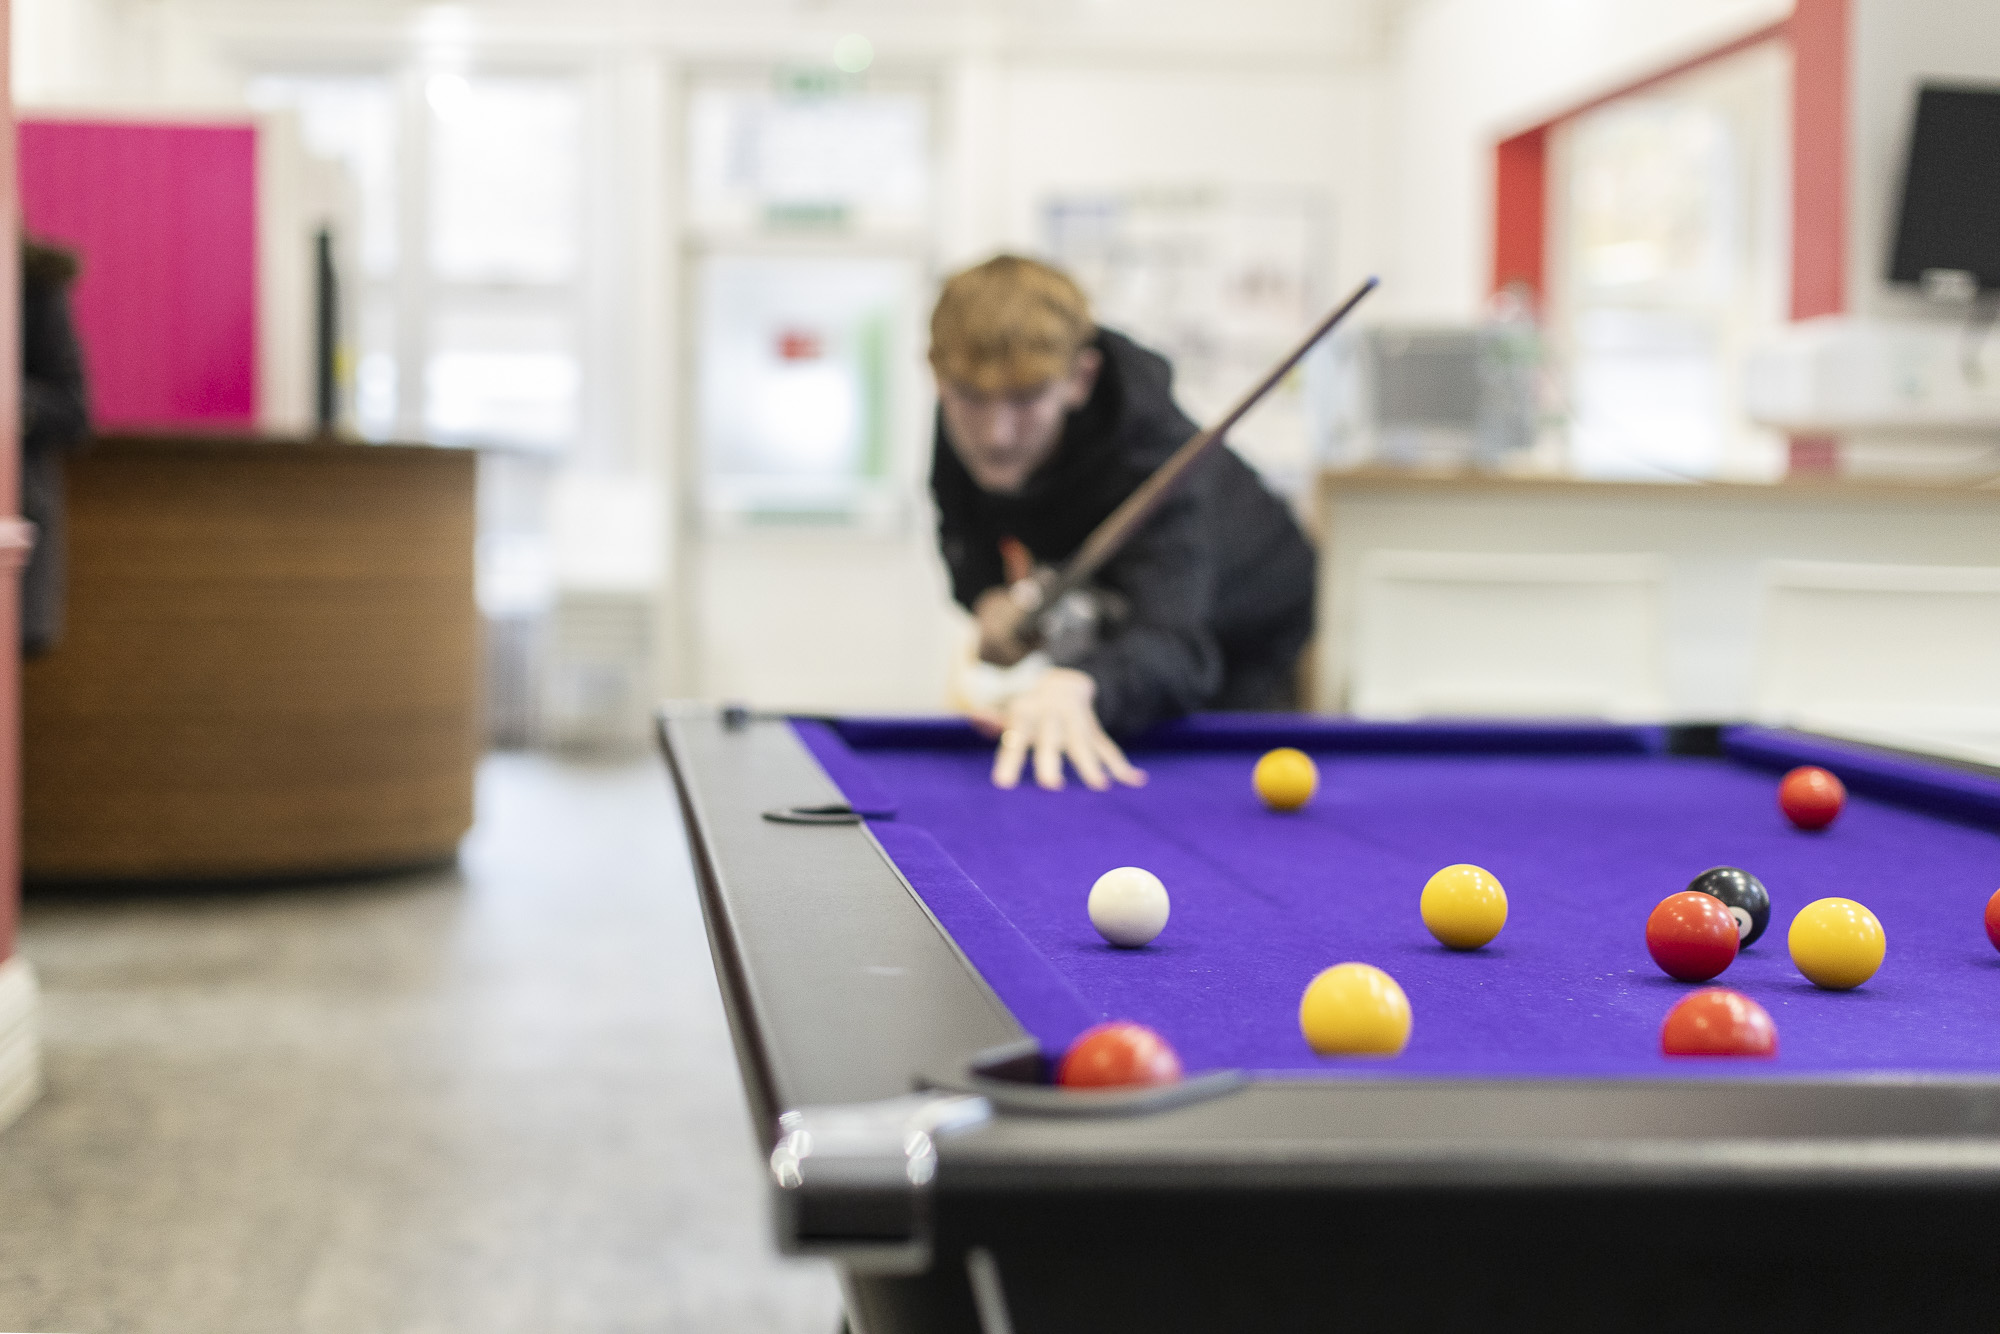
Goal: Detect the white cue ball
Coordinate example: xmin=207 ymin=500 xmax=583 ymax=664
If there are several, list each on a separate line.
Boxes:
xmin=1088 ymin=867 xmax=1170 ymax=948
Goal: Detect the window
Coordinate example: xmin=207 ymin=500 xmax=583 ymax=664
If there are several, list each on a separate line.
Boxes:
xmin=425 ymin=74 xmax=584 ymax=451
xmin=696 ymin=253 xmax=918 ymax=521
xmin=428 ymin=75 xmax=581 ymax=284
xmin=248 ymin=70 xmax=589 ymax=453
xmin=1552 ymin=42 xmax=1790 ymax=480
xmin=686 ymin=71 xmax=934 ymax=524
xmin=246 ymin=73 xmax=400 ymax=439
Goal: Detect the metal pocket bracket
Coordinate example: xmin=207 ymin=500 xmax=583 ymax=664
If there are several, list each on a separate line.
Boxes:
xmin=769 ymin=1093 xmax=993 ymax=1273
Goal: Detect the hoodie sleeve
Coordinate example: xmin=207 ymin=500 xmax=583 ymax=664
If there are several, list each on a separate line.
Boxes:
xmin=937 ymin=506 xmax=1003 ymax=613
xmin=22 ymin=275 xmax=90 ymax=454
xmin=1071 ymin=477 xmax=1223 ymax=737
xmin=930 ymin=416 xmax=1005 ymax=613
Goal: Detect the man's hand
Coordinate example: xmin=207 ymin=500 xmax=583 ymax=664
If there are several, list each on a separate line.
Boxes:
xmin=973 ymin=667 xmax=1146 ymax=792
xmin=974 ymin=540 xmax=1042 ymax=667
xmin=973 ymin=586 xmax=1034 ymax=667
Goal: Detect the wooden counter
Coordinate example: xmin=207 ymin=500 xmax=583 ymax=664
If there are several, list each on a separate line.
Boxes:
xmin=1313 ymin=463 xmax=2000 ymax=515
xmin=24 ymin=434 xmax=479 ymax=881
xmin=1309 ymin=465 xmax=2000 ymax=717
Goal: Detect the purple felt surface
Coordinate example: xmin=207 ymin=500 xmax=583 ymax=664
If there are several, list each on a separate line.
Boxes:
xmin=867 ymin=822 xmax=1096 ymax=1046
xmin=794 ymin=719 xmax=901 ymax=817
xmin=799 ymin=719 xmax=2000 ymax=1080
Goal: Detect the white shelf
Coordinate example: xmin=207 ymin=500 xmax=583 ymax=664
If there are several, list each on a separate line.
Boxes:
xmin=1744 ymin=315 xmax=2000 ymax=438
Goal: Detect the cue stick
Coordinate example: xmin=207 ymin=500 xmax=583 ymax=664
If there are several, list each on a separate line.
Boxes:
xmin=1015 ymin=274 xmax=1380 ymax=632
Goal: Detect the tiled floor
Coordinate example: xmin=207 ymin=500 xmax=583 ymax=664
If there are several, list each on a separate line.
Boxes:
xmin=0 ymin=754 xmax=843 ymax=1334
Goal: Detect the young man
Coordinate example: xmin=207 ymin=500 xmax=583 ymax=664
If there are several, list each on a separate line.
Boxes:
xmin=930 ymin=254 xmax=1316 ymax=791
xmin=21 ymin=238 xmax=91 ymax=656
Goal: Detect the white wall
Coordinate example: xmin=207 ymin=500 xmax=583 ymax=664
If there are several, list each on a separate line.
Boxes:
xmin=1384 ymin=0 xmax=1793 ymax=321
xmin=12 ymin=0 xmax=243 ymax=108
xmin=13 ymin=0 xmax=120 ymax=104
xmin=990 ymin=64 xmax=1386 ymax=294
xmin=693 ymin=55 xmax=1392 ymax=713
xmin=1381 ymin=0 xmax=2000 ymax=325
xmin=51 ymin=0 xmax=1987 ymax=718
xmin=1317 ymin=479 xmax=2000 ymax=718
xmin=12 ymin=0 xmax=1401 ymax=715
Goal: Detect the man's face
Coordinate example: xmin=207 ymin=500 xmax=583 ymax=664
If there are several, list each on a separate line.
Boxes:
xmin=938 ymin=349 xmax=1101 ymax=495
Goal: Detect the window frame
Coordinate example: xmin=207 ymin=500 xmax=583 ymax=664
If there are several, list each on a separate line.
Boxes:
xmin=243 ymin=57 xmax=609 ymax=460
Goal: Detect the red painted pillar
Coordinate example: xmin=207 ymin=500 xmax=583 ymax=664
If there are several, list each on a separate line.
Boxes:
xmin=0 ymin=0 xmax=19 ymax=965
xmin=1787 ymin=0 xmax=1851 ymax=472
xmin=1790 ymin=0 xmax=1850 ymax=321
xmin=1492 ymin=127 xmax=1548 ymax=310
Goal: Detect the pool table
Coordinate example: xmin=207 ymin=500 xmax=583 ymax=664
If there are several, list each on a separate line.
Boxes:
xmin=658 ymin=706 xmax=2000 ymax=1333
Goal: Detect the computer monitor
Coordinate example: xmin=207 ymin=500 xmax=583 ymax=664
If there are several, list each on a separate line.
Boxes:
xmin=1888 ymin=84 xmax=2000 ymax=292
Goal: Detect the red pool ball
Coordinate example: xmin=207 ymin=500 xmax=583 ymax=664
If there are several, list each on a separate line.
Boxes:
xmin=1057 ymin=1022 xmax=1183 ymax=1089
xmin=1779 ymin=765 xmax=1846 ymax=830
xmin=1646 ymin=891 xmax=1741 ymax=982
xmin=1985 ymin=889 xmax=2000 ymax=954
xmin=1661 ymin=988 xmax=1777 ymax=1057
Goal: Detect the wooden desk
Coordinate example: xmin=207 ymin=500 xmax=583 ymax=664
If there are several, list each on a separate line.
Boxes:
xmin=24 ymin=434 xmax=479 ymax=881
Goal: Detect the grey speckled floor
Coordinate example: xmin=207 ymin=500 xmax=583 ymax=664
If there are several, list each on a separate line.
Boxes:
xmin=0 ymin=754 xmax=843 ymax=1334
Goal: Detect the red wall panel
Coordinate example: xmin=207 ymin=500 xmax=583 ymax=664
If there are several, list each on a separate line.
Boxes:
xmin=18 ymin=119 xmax=258 ymax=429
xmin=1493 ymin=127 xmax=1548 ymax=307
xmin=1789 ymin=0 xmax=1850 ymax=320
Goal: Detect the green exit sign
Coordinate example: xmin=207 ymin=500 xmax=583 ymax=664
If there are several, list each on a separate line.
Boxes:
xmin=763 ymin=201 xmax=850 ymax=230
xmin=773 ymin=66 xmax=860 ymax=99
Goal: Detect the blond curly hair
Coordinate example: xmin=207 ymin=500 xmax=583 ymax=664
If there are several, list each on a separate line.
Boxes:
xmin=928 ymin=254 xmax=1094 ymax=394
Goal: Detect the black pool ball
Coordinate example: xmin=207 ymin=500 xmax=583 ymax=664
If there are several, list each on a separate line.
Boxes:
xmin=1687 ymin=866 xmax=1771 ymax=947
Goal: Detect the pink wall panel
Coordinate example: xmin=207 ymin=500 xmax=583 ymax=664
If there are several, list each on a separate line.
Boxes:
xmin=18 ymin=118 xmax=258 ymax=429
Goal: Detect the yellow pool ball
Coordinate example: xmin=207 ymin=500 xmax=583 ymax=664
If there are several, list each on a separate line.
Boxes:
xmin=1788 ymin=897 xmax=1885 ymax=990
xmin=1299 ymin=963 xmax=1411 ymax=1056
xmin=1420 ymin=863 xmax=1508 ymax=950
xmin=1254 ymin=748 xmax=1318 ymax=811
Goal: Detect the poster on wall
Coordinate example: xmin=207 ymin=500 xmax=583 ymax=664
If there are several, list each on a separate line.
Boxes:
xmin=1044 ymin=189 xmax=1330 ymax=497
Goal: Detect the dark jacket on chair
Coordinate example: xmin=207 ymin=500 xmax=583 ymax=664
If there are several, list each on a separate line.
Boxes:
xmin=931 ymin=327 xmax=1317 ymax=737
xmin=22 ymin=239 xmax=91 ymax=656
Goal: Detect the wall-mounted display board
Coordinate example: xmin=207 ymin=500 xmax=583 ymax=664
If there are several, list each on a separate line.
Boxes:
xmin=1045 ymin=189 xmax=1328 ymax=495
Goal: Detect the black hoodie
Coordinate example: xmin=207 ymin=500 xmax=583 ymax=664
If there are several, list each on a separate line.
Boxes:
xmin=931 ymin=327 xmax=1316 ymax=736
xmin=22 ymin=240 xmax=91 ymax=656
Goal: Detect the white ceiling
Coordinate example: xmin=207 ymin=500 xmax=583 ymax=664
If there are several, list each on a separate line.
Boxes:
xmin=160 ymin=0 xmax=1413 ymax=65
